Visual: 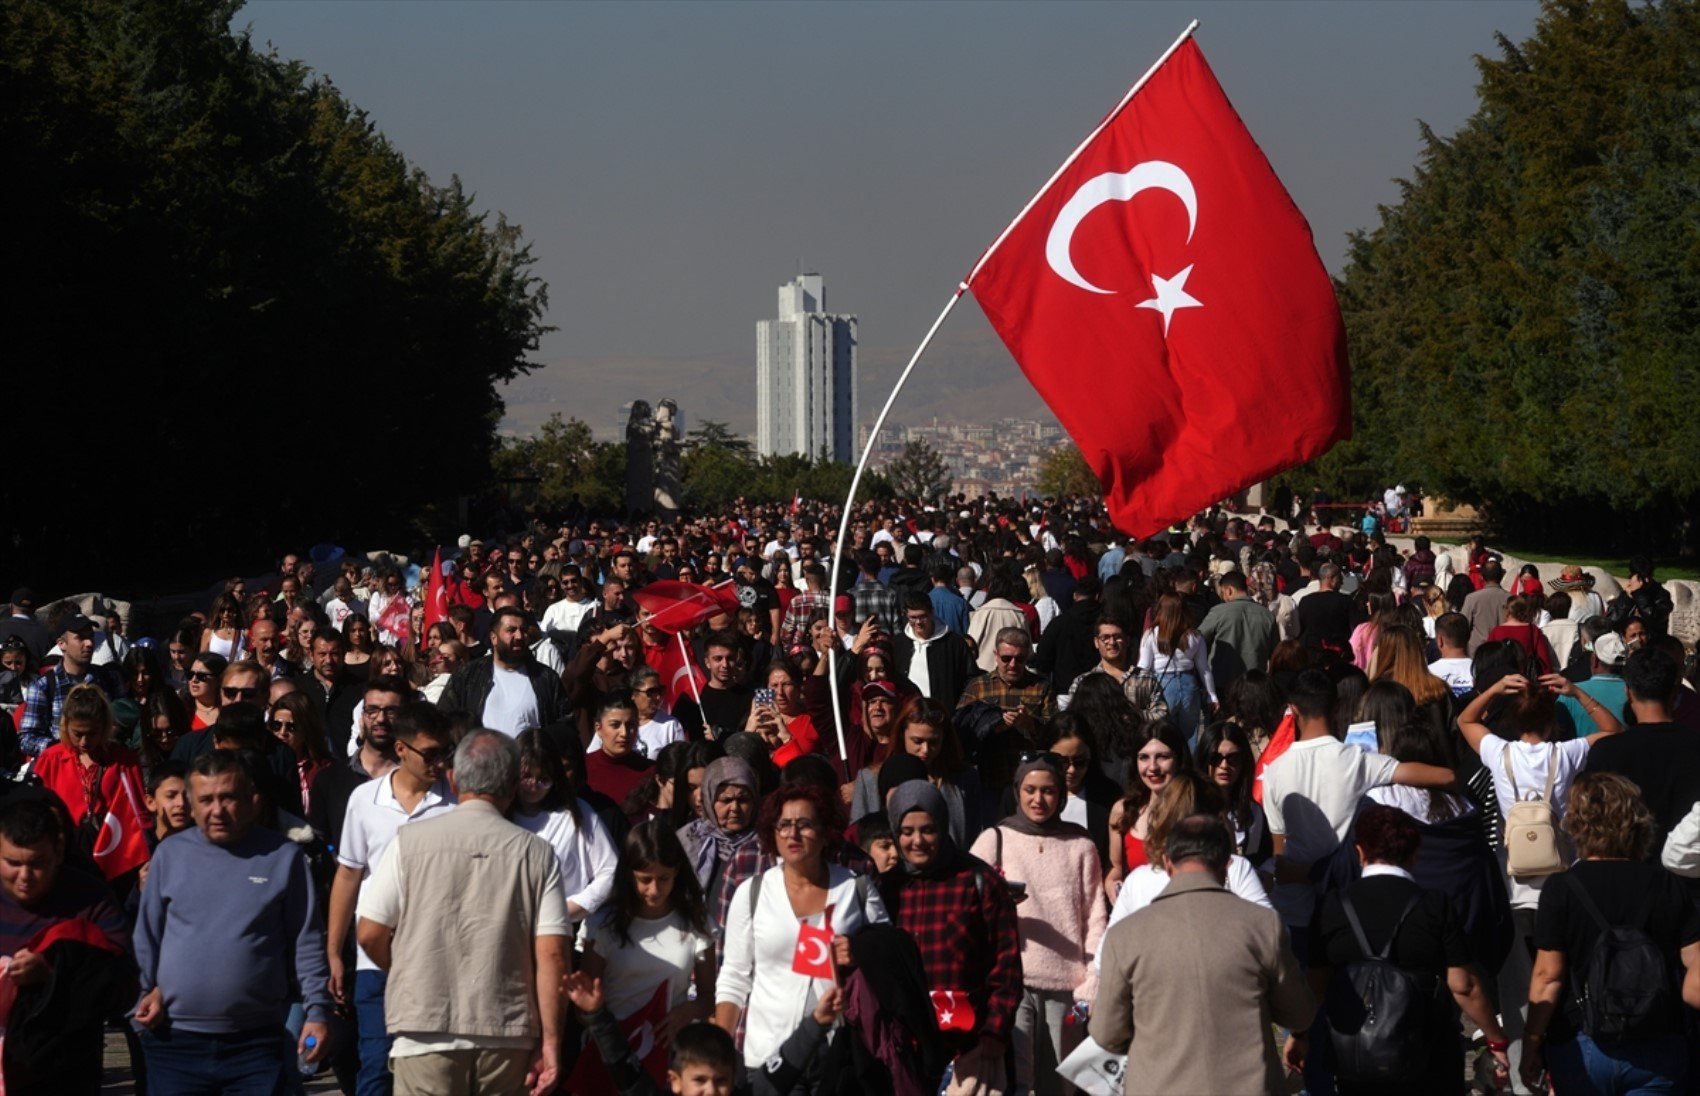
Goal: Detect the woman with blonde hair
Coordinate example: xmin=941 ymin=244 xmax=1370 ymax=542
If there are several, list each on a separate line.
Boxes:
xmin=1420 ymin=583 xmax=1450 ymax=639
xmin=1369 ymin=623 xmax=1452 ymax=710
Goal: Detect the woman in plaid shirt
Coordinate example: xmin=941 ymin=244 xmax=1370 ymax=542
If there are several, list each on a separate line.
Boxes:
xmin=878 ymin=780 xmax=1022 ymax=1095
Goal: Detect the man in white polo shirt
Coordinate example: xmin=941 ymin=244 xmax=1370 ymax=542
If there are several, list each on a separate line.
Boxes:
xmin=327 ymin=702 xmax=458 ymax=1096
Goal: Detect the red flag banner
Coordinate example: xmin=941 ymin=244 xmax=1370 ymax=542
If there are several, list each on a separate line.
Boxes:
xmin=650 ymin=633 xmax=706 ymax=712
xmin=967 ymin=35 xmax=1349 ymax=537
xmin=1251 ymin=710 xmax=1297 ymax=806
xmin=563 ymin=980 xmax=671 ymax=1096
xmin=791 ymin=910 xmax=836 ymax=980
xmin=632 ymin=580 xmax=742 ymax=635
xmin=91 ymin=769 xmax=151 ymax=881
xmin=930 ymin=989 xmax=978 ymax=1033
xmin=422 ymin=547 xmax=448 ymax=639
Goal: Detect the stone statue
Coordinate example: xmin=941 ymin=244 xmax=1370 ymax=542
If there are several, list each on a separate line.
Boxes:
xmin=652 ymin=398 xmax=683 ymax=517
xmin=625 ymin=400 xmax=655 ymax=517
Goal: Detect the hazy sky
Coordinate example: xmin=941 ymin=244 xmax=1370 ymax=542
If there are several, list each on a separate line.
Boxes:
xmin=241 ymin=1 xmax=1541 ymax=435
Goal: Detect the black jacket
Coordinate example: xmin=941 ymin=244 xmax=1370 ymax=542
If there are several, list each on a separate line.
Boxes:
xmin=892 ymin=632 xmax=976 ymax=711
xmin=439 ymin=655 xmax=570 ymax=728
xmin=1032 ymin=597 xmax=1100 ymax=695
xmin=305 ymin=674 xmax=362 ymax=757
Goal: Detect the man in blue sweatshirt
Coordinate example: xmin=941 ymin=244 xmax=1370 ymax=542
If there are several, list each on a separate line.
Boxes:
xmin=133 ymin=750 xmax=332 ymax=1090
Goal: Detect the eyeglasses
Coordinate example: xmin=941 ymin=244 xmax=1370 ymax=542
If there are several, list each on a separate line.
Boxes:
xmin=1095 ymin=633 xmax=1127 ymax=644
xmin=1208 ymin=751 xmax=1243 ymax=768
xmin=365 ymin=705 xmax=402 ymax=720
xmin=775 ymin=818 xmax=819 ymax=836
xmin=221 ymin=685 xmax=260 ymax=700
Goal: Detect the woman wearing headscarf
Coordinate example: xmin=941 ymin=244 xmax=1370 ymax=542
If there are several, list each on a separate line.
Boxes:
xmin=1248 ymin=561 xmax=1298 ymax=642
xmin=878 ymin=780 xmax=1021 ymax=1096
xmin=968 ymin=755 xmax=1106 ymax=1096
xmin=678 ymin=756 xmax=767 ymax=960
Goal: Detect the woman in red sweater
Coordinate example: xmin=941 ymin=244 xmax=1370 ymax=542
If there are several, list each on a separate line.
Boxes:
xmin=33 ymin=684 xmax=150 ymax=879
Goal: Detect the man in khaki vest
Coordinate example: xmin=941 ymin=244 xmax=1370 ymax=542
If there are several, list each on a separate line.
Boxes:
xmin=356 ymin=730 xmax=570 ymax=1095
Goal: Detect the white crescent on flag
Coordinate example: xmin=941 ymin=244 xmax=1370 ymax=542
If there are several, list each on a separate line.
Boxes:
xmin=91 ymin=811 xmax=122 ymax=858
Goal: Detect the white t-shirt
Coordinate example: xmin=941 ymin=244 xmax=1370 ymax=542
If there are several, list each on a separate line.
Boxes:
xmin=1476 ymin=735 xmax=1591 ymax=908
xmin=338 ymin=773 xmax=458 ymax=970
xmin=482 ymin=665 xmax=540 ymax=737
xmin=1429 ymin=657 xmax=1473 ymax=696
xmin=531 ymin=636 xmax=565 ymax=675
xmin=582 ymin=907 xmax=713 ymax=1020
xmin=540 ymin=597 xmax=597 ymax=637
xmin=1262 ymin=736 xmax=1400 ymax=925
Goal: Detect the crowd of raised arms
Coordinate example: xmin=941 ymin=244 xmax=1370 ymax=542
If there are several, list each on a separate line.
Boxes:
xmin=0 ymin=490 xmax=1696 ymax=1096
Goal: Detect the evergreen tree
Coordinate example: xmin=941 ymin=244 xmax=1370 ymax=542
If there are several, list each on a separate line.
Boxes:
xmin=1320 ymin=0 xmax=1698 ymax=553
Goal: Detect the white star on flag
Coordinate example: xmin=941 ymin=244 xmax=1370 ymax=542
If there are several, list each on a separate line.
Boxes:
xmin=1136 ymin=264 xmax=1203 ymax=335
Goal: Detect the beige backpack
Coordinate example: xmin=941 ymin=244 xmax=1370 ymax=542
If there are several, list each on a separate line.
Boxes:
xmin=1502 ymin=745 xmax=1564 ymax=878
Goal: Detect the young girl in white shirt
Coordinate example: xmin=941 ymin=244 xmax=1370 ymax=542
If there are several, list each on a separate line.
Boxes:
xmin=578 ymin=819 xmax=718 ymax=1083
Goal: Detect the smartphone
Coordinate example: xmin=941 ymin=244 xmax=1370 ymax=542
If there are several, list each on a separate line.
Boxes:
xmin=1005 ymin=880 xmax=1028 ymax=900
xmin=754 ymin=687 xmax=776 ymax=707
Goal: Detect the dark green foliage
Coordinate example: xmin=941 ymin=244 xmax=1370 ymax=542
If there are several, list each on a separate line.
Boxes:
xmin=2 ymin=0 xmax=549 ymax=590
xmin=1309 ymin=0 xmax=1699 ymax=554
xmin=884 ymin=440 xmax=952 ymax=502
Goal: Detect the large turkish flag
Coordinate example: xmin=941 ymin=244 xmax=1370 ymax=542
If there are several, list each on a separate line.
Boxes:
xmin=968 ymin=37 xmax=1349 ymax=536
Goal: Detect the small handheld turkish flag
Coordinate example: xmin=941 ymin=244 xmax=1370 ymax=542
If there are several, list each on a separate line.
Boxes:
xmin=1251 ymin=710 xmax=1297 ymax=806
xmin=968 ymin=34 xmax=1350 ymax=537
xmin=92 ymin=769 xmax=151 ymax=881
xmin=792 ymin=911 xmax=836 ymax=980
xmin=930 ymin=989 xmax=978 ymax=1033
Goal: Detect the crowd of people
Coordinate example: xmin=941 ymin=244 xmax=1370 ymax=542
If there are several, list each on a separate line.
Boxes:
xmin=0 ymin=494 xmax=1696 ymax=1096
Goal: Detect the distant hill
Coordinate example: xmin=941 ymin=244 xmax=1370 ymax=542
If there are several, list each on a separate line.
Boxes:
xmin=498 ymin=326 xmax=1057 ymax=440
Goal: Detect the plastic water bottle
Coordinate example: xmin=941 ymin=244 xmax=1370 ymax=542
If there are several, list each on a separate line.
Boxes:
xmin=299 ymin=1033 xmax=321 ymax=1078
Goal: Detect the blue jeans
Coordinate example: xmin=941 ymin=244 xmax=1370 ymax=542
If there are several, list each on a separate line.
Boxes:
xmin=1547 ymin=1033 xmax=1689 ymax=1095
xmin=139 ymin=1026 xmax=300 ymax=1096
xmin=1159 ymin=670 xmax=1202 ymax=743
xmin=354 ymin=968 xmax=394 ymax=1096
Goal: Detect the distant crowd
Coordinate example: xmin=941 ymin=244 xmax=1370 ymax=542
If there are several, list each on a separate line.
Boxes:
xmin=0 ymin=491 xmax=1696 ymax=1096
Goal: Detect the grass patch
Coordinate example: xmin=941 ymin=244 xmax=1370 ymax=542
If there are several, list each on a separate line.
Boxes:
xmin=1495 ymin=546 xmax=1700 ymax=583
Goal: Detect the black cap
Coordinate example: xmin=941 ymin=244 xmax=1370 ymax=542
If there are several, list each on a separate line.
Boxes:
xmin=8 ymin=587 xmax=33 ymax=609
xmin=58 ymin=613 xmax=96 ymax=635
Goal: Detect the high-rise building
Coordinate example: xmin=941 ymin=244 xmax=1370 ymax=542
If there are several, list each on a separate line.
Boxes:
xmin=756 ymin=274 xmax=857 ymax=462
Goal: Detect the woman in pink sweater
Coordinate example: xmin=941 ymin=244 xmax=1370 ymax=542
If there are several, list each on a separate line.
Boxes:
xmin=969 ymin=753 xmax=1107 ymax=1095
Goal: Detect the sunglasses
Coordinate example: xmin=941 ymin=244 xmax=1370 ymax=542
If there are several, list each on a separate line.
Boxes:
xmin=997 ymin=653 xmax=1028 ymax=664
xmin=1018 ymin=750 xmax=1066 ymax=770
xmin=1208 ymin=750 xmax=1243 ymax=768
xmin=267 ymin=718 xmax=295 ymax=732
xmin=637 ymin=686 xmax=663 ymax=697
xmin=222 ymin=685 xmax=261 ymax=701
xmin=188 ymin=670 xmax=217 ymax=683
xmin=400 ymin=741 xmax=449 ymax=766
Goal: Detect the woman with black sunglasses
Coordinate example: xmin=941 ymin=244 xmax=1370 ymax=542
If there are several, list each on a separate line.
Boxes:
xmin=1194 ymin=721 xmax=1274 ymax=875
xmin=180 ymin=652 xmax=227 ymax=730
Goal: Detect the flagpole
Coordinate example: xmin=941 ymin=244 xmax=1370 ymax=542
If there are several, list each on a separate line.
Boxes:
xmin=826 ymin=284 xmax=968 ymax=784
xmin=965 ymin=18 xmax=1199 ymax=285
xmin=677 ymin=630 xmax=704 ymax=711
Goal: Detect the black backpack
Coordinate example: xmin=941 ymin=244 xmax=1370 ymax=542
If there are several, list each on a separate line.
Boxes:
xmin=1561 ymin=872 xmax=1677 ymax=1040
xmin=1324 ymin=891 xmax=1440 ymax=1087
